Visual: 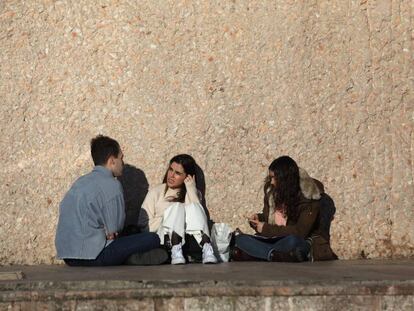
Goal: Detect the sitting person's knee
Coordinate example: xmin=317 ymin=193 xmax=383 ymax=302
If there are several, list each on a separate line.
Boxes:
xmin=235 ymin=234 xmax=251 ymax=245
xmin=150 ymin=232 xmax=161 ymax=243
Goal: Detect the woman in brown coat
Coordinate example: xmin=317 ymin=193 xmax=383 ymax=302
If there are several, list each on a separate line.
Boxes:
xmin=235 ymin=156 xmax=337 ymax=262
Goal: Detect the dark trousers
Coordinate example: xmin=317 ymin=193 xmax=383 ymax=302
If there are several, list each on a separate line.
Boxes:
xmin=64 ymin=232 xmax=160 ymax=266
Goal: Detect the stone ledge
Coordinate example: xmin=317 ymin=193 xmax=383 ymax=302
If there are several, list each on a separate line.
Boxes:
xmin=1 ymin=280 xmax=414 ymax=303
xmin=0 ymin=260 xmax=413 ymax=309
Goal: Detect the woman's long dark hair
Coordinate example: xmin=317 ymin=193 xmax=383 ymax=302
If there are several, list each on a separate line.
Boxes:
xmin=162 ymin=154 xmax=198 ymax=203
xmin=264 ymin=156 xmax=301 ymax=222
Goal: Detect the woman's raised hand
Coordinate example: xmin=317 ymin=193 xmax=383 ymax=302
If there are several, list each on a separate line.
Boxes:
xmin=184 ymin=174 xmax=196 ymax=187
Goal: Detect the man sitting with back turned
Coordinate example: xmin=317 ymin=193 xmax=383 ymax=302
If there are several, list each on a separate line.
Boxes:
xmin=55 ymin=135 xmax=166 ymax=266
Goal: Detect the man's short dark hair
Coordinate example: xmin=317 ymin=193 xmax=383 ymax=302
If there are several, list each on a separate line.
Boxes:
xmin=90 ymin=135 xmax=121 ymax=166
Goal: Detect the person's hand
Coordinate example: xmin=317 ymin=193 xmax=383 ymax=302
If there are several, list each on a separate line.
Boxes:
xmin=106 ymin=232 xmax=118 ymax=240
xmin=275 ymin=210 xmax=287 ymax=226
xmin=249 ymin=219 xmax=264 ymax=233
xmin=184 ymin=175 xmax=196 ymax=187
xmin=247 ymin=213 xmax=259 ymax=222
xmin=247 ymin=213 xmax=259 ymax=229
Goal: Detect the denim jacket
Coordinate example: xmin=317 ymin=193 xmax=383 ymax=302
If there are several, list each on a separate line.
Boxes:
xmin=55 ymin=166 xmax=125 ymax=259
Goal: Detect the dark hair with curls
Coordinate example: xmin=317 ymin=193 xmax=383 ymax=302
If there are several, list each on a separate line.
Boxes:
xmin=162 ymin=154 xmax=199 ymax=203
xmin=264 ymin=156 xmax=301 ymax=222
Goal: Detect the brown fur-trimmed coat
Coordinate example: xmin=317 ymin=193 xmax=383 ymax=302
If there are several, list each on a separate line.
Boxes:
xmin=258 ymin=168 xmax=337 ymax=261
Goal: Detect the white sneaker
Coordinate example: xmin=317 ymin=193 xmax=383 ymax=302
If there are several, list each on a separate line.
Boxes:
xmin=171 ymin=243 xmax=186 ymax=265
xmin=202 ymin=243 xmax=218 ymax=264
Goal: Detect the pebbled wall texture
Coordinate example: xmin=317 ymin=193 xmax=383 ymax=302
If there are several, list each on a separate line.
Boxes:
xmin=0 ymin=0 xmax=413 ymax=264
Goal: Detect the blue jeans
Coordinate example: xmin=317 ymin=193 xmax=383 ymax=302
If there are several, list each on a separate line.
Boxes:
xmin=64 ymin=232 xmax=160 ymax=266
xmin=235 ymin=234 xmax=310 ymax=261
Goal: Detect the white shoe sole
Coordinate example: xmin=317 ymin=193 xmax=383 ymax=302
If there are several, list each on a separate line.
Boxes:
xmin=202 ymin=257 xmax=218 ymax=264
xmin=171 ymin=257 xmax=186 ymax=265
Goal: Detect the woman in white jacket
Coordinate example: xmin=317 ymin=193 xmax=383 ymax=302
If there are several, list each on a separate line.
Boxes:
xmin=141 ymin=154 xmax=217 ymax=264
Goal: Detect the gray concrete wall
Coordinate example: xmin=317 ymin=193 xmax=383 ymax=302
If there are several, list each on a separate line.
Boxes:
xmin=0 ymin=0 xmax=413 ymax=264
